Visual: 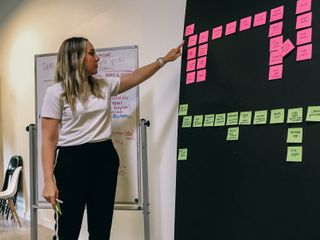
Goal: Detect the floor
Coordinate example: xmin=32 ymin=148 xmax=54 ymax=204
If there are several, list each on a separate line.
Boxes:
xmin=0 ymin=214 xmax=54 ymax=240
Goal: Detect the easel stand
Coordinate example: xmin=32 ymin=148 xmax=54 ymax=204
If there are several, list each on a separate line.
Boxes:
xmin=26 ymin=119 xmax=151 ymax=240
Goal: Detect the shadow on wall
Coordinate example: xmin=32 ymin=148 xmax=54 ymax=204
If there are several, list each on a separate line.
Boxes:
xmin=0 ymin=0 xmax=26 ymax=29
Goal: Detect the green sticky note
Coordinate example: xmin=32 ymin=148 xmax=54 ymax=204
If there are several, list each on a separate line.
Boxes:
xmin=239 ymin=111 xmax=252 ymax=125
xmin=182 ymin=116 xmax=192 ymax=128
xmin=270 ymin=108 xmax=285 ymax=124
xmin=178 ymin=104 xmax=188 ymax=116
xmin=214 ymin=113 xmax=226 ymax=127
xmin=253 ymin=110 xmax=268 ymax=125
xmin=287 ymin=128 xmax=303 ymax=143
xmin=286 ymin=146 xmax=302 ymax=162
xmin=226 ymin=112 xmax=239 ymax=126
xmin=306 ymin=106 xmax=320 ymax=122
xmin=203 ymin=114 xmax=215 ymax=127
xmin=193 ymin=115 xmax=203 ymax=127
xmin=178 ymin=148 xmax=188 ymax=161
xmin=226 ymin=127 xmax=239 ymax=141
xmin=287 ymin=107 xmax=303 ymax=123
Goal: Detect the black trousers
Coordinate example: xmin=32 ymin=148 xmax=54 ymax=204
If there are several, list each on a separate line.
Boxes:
xmin=53 ymin=140 xmax=119 ymax=240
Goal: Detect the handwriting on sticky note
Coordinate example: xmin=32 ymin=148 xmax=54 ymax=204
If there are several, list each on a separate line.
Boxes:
xmin=227 ymin=127 xmax=239 ymax=141
xmin=199 ymin=30 xmax=209 ymax=44
xmin=186 ymin=71 xmax=195 ymax=85
xmin=269 ymin=64 xmax=283 ymax=80
xmin=296 ymin=0 xmax=312 ymax=15
xmin=187 ymin=47 xmax=197 ymax=60
xmin=269 ymin=22 xmax=283 ymax=37
xmin=215 ymin=113 xmax=226 ymax=126
xmin=198 ymin=44 xmax=208 ymax=57
xmin=193 ymin=115 xmax=203 ymax=127
xmin=225 ymin=21 xmax=237 ymax=35
xmin=239 ymin=111 xmax=252 ymax=125
xmin=270 ymin=5 xmax=284 ymax=22
xmin=197 ymin=69 xmax=206 ymax=82
xmin=239 ymin=16 xmax=252 ymax=31
xmin=203 ymin=114 xmax=215 ymax=127
xmin=281 ymin=39 xmax=295 ymax=58
xmin=226 ymin=112 xmax=239 ymax=126
xmin=296 ymin=28 xmax=312 ymax=46
xmin=287 ymin=128 xmax=303 ymax=143
xmin=306 ymin=106 xmax=320 ymax=122
xmin=286 ymin=146 xmax=302 ymax=162
xmin=212 ymin=26 xmax=223 ymax=40
xmin=296 ymin=44 xmax=312 ymax=61
xmin=185 ymin=24 xmax=195 ymax=37
xmin=178 ymin=148 xmax=188 ymax=161
xmin=182 ymin=116 xmax=192 ymax=128
xmin=270 ymin=108 xmax=285 ymax=124
xmin=270 ymin=35 xmax=283 ymax=52
xmin=296 ymin=12 xmax=312 ymax=29
xmin=187 ymin=59 xmax=196 ymax=72
xmin=253 ymin=110 xmax=268 ymax=125
xmin=178 ymin=104 xmax=188 ymax=116
xmin=188 ymin=34 xmax=198 ymax=48
xmin=270 ymin=51 xmax=283 ymax=66
xmin=254 ymin=11 xmax=267 ymax=27
xmin=287 ymin=107 xmax=303 ymax=123
xmin=196 ymin=56 xmax=207 ymax=69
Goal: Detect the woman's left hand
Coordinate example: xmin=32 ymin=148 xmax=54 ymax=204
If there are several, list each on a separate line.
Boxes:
xmin=162 ymin=41 xmax=184 ymax=63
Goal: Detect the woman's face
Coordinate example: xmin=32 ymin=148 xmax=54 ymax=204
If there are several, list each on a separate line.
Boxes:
xmin=83 ymin=41 xmax=100 ymax=76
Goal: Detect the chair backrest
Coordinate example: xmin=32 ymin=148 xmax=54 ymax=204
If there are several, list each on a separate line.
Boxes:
xmin=0 ymin=166 xmax=22 ymax=198
xmin=1 ymin=155 xmax=23 ymax=191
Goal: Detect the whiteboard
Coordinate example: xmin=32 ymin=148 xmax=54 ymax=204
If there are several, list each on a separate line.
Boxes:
xmin=35 ymin=45 xmax=140 ymax=204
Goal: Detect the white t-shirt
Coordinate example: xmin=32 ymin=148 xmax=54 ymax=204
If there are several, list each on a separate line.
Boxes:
xmin=41 ymin=78 xmax=120 ymax=146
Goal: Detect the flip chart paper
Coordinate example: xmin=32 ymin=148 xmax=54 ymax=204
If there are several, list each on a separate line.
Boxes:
xmin=296 ymin=44 xmax=312 ymax=61
xmin=203 ymin=114 xmax=215 ymax=127
xmin=178 ymin=148 xmax=188 ymax=161
xmin=198 ymin=44 xmax=208 ymax=57
xmin=215 ymin=113 xmax=226 ymax=126
xmin=199 ymin=30 xmax=209 ymax=44
xmin=270 ymin=108 xmax=285 ymax=124
xmin=185 ymin=23 xmax=195 ymax=37
xmin=227 ymin=127 xmax=239 ymax=141
xmin=239 ymin=111 xmax=252 ymax=125
xmin=286 ymin=146 xmax=302 ymax=162
xmin=287 ymin=128 xmax=303 ymax=143
xmin=296 ymin=0 xmax=312 ymax=15
xmin=178 ymin=104 xmax=188 ymax=116
xmin=270 ymin=6 xmax=284 ymax=22
xmin=269 ymin=22 xmax=283 ymax=37
xmin=239 ymin=16 xmax=252 ymax=31
xmin=296 ymin=12 xmax=312 ymax=29
xmin=193 ymin=115 xmax=204 ymax=127
xmin=225 ymin=21 xmax=237 ymax=35
xmin=296 ymin=28 xmax=312 ymax=45
xmin=182 ymin=116 xmax=193 ymax=128
xmin=253 ymin=110 xmax=268 ymax=125
xmin=254 ymin=11 xmax=267 ymax=27
xmin=269 ymin=64 xmax=283 ymax=80
xmin=306 ymin=106 xmax=320 ymax=122
xmin=212 ymin=26 xmax=223 ymax=40
xmin=226 ymin=112 xmax=239 ymax=126
xmin=287 ymin=107 xmax=303 ymax=123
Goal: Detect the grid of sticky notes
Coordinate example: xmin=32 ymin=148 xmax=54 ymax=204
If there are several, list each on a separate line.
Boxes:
xmin=178 ymin=105 xmax=320 ymax=161
xmin=185 ymin=24 xmax=209 ymax=84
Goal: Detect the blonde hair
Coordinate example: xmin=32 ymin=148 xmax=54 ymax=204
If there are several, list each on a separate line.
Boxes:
xmin=55 ymin=37 xmax=105 ymax=112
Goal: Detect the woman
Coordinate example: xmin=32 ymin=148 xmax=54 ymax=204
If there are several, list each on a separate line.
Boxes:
xmin=41 ymin=37 xmax=182 ymax=239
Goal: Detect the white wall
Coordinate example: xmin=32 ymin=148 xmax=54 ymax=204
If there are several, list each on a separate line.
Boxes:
xmin=0 ymin=0 xmax=186 ymax=239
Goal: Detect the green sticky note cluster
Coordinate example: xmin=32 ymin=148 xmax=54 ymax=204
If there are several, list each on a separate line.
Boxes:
xmin=306 ymin=106 xmax=320 ymax=122
xmin=227 ymin=127 xmax=239 ymax=141
xmin=178 ymin=148 xmax=188 ymax=161
xmin=287 ymin=107 xmax=303 ymax=123
xmin=286 ymin=146 xmax=302 ymax=162
xmin=287 ymin=128 xmax=303 ymax=143
xmin=253 ymin=110 xmax=268 ymax=125
xmin=270 ymin=108 xmax=285 ymax=124
xmin=178 ymin=104 xmax=188 ymax=116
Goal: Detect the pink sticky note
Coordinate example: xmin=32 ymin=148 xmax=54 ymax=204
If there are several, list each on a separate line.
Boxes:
xmin=296 ymin=44 xmax=312 ymax=61
xmin=270 ymin=6 xmax=284 ymax=22
xmin=186 ymin=71 xmax=195 ymax=84
xmin=186 ymin=59 xmax=196 ymax=72
xmin=269 ymin=22 xmax=283 ymax=37
xmin=185 ymin=24 xmax=195 ymax=37
xmin=199 ymin=30 xmax=209 ymax=44
xmin=239 ymin=16 xmax=252 ymax=31
xmin=188 ymin=34 xmax=198 ymax=47
xmin=296 ymin=0 xmax=312 ymax=15
xmin=269 ymin=51 xmax=283 ymax=66
xmin=296 ymin=27 xmax=312 ymax=45
xmin=196 ymin=56 xmax=207 ymax=69
xmin=187 ymin=47 xmax=197 ymax=60
xmin=198 ymin=44 xmax=208 ymax=57
xmin=269 ymin=64 xmax=283 ymax=80
xmin=212 ymin=26 xmax=223 ymax=40
xmin=296 ymin=12 xmax=312 ymax=29
xmin=281 ymin=39 xmax=295 ymax=57
xmin=270 ymin=35 xmax=283 ymax=52
xmin=225 ymin=21 xmax=237 ymax=36
xmin=253 ymin=11 xmax=267 ymax=27
xmin=196 ymin=69 xmax=206 ymax=82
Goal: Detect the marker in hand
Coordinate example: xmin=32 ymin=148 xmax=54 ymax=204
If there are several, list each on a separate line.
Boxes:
xmin=55 ymin=199 xmax=63 ymax=215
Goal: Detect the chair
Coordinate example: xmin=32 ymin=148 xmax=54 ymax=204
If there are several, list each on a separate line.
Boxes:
xmin=0 ymin=166 xmax=22 ymax=227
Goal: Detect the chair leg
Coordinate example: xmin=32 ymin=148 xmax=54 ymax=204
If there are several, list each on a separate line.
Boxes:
xmin=8 ymin=198 xmax=21 ymax=227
